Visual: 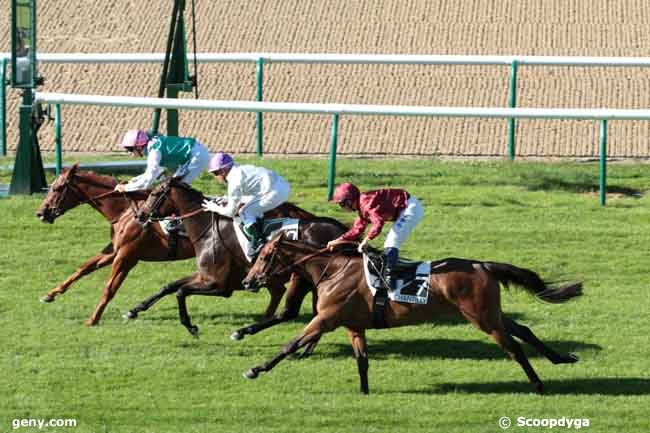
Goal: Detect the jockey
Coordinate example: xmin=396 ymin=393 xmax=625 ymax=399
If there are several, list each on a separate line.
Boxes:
xmin=114 ymin=129 xmax=210 ymax=192
xmin=201 ymin=152 xmax=291 ymax=251
xmin=327 ymin=182 xmax=424 ymax=290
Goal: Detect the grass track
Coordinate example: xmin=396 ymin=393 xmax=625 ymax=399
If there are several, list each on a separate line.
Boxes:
xmin=1 ymin=157 xmax=649 ymax=433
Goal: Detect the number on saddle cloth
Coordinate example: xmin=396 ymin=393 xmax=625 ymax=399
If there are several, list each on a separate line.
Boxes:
xmin=362 ymin=253 xmax=430 ymax=305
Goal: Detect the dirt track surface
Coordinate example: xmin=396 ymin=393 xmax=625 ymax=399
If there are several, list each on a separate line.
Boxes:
xmin=1 ymin=0 xmax=650 ymax=157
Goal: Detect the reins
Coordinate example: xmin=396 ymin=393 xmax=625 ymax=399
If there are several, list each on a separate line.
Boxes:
xmin=269 ymin=241 xmax=337 ymax=280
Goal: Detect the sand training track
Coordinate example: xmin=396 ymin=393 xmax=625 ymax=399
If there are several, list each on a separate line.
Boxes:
xmin=1 ymin=0 xmax=650 ymax=158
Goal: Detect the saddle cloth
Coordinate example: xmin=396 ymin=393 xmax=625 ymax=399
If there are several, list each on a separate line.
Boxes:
xmin=158 ymin=219 xmax=188 ymax=237
xmin=233 ymin=217 xmax=300 ymax=262
xmin=363 ymin=253 xmax=430 ymax=305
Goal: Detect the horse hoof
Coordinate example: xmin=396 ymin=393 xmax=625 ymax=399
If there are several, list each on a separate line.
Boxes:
xmin=230 ymin=331 xmax=244 ymax=341
xmin=535 ymin=383 xmax=545 ymax=395
xmin=188 ymin=326 xmax=200 ymax=338
xmin=40 ymin=295 xmax=55 ymax=303
xmin=243 ymin=368 xmax=259 ymax=380
xmin=84 ymin=319 xmax=98 ymax=327
xmin=122 ymin=310 xmax=138 ymax=320
xmin=293 ymin=350 xmax=312 ymax=360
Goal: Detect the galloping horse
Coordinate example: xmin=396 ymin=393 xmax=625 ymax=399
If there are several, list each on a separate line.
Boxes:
xmin=36 ymin=164 xmax=314 ymax=326
xmin=136 ymin=177 xmax=348 ymax=339
xmin=241 ymin=224 xmax=583 ymax=394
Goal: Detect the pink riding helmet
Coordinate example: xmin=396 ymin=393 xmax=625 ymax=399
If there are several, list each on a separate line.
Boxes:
xmin=208 ymin=152 xmax=234 ymax=173
xmin=120 ymin=129 xmax=150 ymax=149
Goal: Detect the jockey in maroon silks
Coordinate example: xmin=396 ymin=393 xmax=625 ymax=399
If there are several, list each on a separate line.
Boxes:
xmin=327 ymin=182 xmax=425 ymax=290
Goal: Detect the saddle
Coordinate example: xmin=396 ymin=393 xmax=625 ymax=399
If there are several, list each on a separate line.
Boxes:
xmin=365 ymin=250 xmax=425 ymax=292
xmin=158 ymin=218 xmax=188 ymax=259
xmin=363 ymin=250 xmax=431 ymax=328
xmin=234 ymin=217 xmax=299 ymax=262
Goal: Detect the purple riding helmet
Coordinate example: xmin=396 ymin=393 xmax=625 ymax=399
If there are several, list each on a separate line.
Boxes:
xmin=120 ymin=129 xmax=150 ymax=149
xmin=208 ymin=152 xmax=234 ymax=173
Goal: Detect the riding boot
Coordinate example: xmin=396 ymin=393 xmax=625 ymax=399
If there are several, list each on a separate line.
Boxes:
xmin=384 ymin=247 xmax=399 ymax=291
xmin=243 ymin=222 xmax=264 ymax=252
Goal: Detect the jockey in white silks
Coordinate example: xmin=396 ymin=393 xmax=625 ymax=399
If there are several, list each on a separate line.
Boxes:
xmin=201 ymin=152 xmax=291 ymax=251
xmin=114 ymin=129 xmax=210 ymax=193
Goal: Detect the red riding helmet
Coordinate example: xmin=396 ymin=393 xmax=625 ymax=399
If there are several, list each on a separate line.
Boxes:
xmin=331 ymin=182 xmax=360 ymax=204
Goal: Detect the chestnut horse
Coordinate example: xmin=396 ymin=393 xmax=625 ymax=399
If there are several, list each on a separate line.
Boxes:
xmin=137 ymin=177 xmax=348 ymax=339
xmin=241 ymin=224 xmax=583 ymax=394
xmin=36 ymin=164 xmax=315 ymax=327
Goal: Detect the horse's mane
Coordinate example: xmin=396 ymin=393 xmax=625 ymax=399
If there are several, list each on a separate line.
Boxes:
xmin=279 ymin=202 xmax=317 ymax=219
xmin=74 ymin=170 xmax=118 ymax=188
xmin=74 ymin=170 xmax=154 ymax=201
xmin=307 ymin=216 xmax=350 ymax=231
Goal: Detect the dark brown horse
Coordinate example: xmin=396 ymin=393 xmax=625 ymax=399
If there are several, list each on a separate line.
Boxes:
xmin=36 ymin=164 xmax=315 ymax=327
xmin=136 ymin=177 xmax=348 ymax=339
xmin=241 ymin=223 xmax=583 ymax=394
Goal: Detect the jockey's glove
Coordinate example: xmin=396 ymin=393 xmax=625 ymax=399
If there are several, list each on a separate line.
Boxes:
xmin=202 ymin=198 xmax=225 ymax=214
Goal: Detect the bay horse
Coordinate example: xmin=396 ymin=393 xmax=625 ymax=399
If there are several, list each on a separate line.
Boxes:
xmin=136 ymin=177 xmax=348 ymax=339
xmin=36 ymin=164 xmax=315 ymax=327
xmin=241 ymin=224 xmax=583 ymax=394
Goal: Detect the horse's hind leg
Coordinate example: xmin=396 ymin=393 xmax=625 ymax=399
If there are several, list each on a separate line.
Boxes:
xmin=123 ymin=273 xmax=199 ymax=320
xmin=489 ymin=325 xmax=544 ymax=394
xmin=346 ymin=328 xmax=369 ymax=394
xmin=503 ymin=316 xmax=578 ymax=364
xmin=40 ymin=243 xmax=115 ymax=302
xmin=459 ymin=299 xmax=544 ymax=394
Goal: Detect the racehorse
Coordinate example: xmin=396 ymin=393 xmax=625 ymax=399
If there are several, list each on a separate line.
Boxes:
xmin=241 ymin=226 xmax=583 ymax=394
xmin=136 ymin=176 xmax=348 ymax=339
xmin=36 ymin=164 xmax=314 ymax=327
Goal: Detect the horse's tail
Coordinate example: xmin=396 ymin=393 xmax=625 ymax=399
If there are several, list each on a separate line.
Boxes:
xmin=484 ymin=262 xmax=583 ymax=304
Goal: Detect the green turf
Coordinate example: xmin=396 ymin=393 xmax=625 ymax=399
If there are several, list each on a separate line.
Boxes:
xmin=1 ymin=157 xmax=649 ymax=433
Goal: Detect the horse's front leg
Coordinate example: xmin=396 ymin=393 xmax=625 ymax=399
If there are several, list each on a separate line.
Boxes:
xmin=346 ymin=328 xmax=369 ymax=394
xmin=85 ymin=253 xmax=138 ymax=326
xmin=244 ymin=314 xmax=334 ymax=380
xmin=40 ymin=243 xmax=115 ymax=303
xmin=124 ymin=273 xmax=200 ymax=320
xmin=175 ymin=275 xmax=228 ymax=337
xmin=231 ymin=275 xmax=308 ymax=341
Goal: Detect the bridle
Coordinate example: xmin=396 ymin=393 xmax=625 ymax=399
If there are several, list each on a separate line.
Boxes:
xmin=254 ymin=238 xmax=350 ymax=288
xmin=48 ymin=172 xmax=120 ymax=218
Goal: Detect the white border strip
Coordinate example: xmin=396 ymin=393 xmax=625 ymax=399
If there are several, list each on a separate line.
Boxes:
xmin=34 ymin=91 xmax=650 ymax=121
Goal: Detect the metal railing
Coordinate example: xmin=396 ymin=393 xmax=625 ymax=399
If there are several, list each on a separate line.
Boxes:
xmin=36 ymin=91 xmax=650 ymax=206
xmin=3 ymin=52 xmax=650 ymax=158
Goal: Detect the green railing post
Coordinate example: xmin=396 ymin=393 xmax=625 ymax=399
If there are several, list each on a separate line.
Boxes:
xmin=55 ymin=103 xmax=62 ymax=175
xmin=507 ymin=60 xmax=518 ymax=161
xmin=256 ymin=57 xmax=264 ymax=157
xmin=599 ymin=119 xmax=607 ymax=206
xmin=327 ymin=114 xmax=340 ymax=200
xmin=1 ymin=58 xmax=7 ymax=156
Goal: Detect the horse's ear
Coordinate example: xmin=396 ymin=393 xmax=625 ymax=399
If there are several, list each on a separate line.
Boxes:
xmin=70 ymin=162 xmax=80 ymax=173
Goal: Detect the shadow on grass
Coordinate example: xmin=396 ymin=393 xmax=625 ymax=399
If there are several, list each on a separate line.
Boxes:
xmin=408 ymin=377 xmax=650 ymax=396
xmin=327 ymin=337 xmax=600 ymax=361
xmin=127 ymin=311 xmax=528 ymax=328
xmin=519 ymin=172 xmax=643 ymax=198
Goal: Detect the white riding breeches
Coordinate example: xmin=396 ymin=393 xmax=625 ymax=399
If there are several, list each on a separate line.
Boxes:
xmin=173 ymin=143 xmax=211 ymax=184
xmin=383 ymin=197 xmax=424 ymax=249
xmin=238 ymin=178 xmax=291 ymax=226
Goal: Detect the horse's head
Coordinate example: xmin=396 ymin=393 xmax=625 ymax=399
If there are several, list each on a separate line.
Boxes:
xmin=138 ymin=176 xmax=193 ymax=224
xmin=36 ymin=163 xmax=82 ymax=223
xmin=243 ymin=233 xmax=321 ymax=292
xmin=243 ymin=234 xmax=291 ymax=291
